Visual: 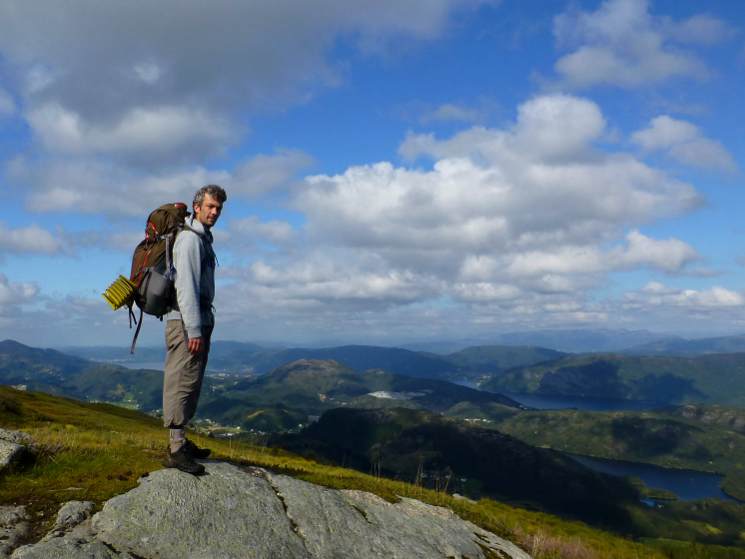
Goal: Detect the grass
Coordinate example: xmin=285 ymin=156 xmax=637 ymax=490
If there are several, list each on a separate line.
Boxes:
xmin=0 ymin=386 xmax=711 ymax=558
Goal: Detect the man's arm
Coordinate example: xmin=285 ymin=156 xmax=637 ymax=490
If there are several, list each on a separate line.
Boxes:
xmin=173 ymin=233 xmax=203 ymax=353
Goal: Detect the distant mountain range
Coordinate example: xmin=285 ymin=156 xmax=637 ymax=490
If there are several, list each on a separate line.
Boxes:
xmin=623 ymin=334 xmax=745 ymax=356
xmin=0 ymin=341 xmax=525 ymax=430
xmin=482 ymin=352 xmax=745 ymax=406
xmin=10 ymin=334 xmax=745 ymax=423
xmin=0 ymin=339 xmax=167 ymax=410
xmin=402 ymin=329 xmax=680 ymax=353
xmin=64 ymin=340 xmax=566 ymax=381
xmin=200 ymin=359 xmax=522 ymax=432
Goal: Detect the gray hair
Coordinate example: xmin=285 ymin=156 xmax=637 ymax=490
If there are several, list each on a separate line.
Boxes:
xmin=193 ymin=184 xmax=227 ymax=208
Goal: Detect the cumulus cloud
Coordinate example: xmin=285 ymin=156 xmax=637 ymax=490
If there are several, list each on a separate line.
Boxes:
xmin=662 ymin=14 xmax=738 ymax=46
xmin=268 ymin=94 xmax=702 ymax=314
xmin=7 ymin=157 xmax=229 ymax=216
xmin=625 ymin=281 xmax=744 ymax=309
xmin=228 ymin=217 xmax=296 ymax=247
xmin=210 ymin=249 xmax=444 ymax=342
xmin=27 ymin=103 xmax=239 ymax=165
xmin=0 ymin=274 xmax=38 ymax=306
xmin=0 ymin=222 xmax=62 ymax=254
xmin=230 ymin=150 xmax=315 ymax=198
xmin=610 ymin=230 xmax=698 ymax=272
xmin=0 ymin=88 xmax=15 ymax=117
xmin=324 ymin=95 xmax=698 ymax=263
xmin=7 ymin=92 xmax=712 ymax=339
xmin=7 ymin=148 xmax=311 ymax=217
xmin=552 ymin=0 xmax=732 ymax=89
xmin=0 ymin=274 xmax=39 ymax=330
xmin=0 ymin=1 xmax=483 ymax=162
xmin=632 ymin=115 xmax=737 ymax=172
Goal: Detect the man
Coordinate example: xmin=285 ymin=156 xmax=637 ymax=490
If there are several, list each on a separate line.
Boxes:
xmin=162 ymin=184 xmax=227 ymax=475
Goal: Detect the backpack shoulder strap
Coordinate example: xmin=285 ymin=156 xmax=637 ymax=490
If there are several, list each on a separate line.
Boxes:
xmin=129 ymin=306 xmax=144 ymax=354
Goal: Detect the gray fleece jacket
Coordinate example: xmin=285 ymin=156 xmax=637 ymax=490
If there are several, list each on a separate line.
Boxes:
xmin=164 ymin=216 xmax=216 ymax=339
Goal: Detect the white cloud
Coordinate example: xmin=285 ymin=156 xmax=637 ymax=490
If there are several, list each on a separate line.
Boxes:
xmin=277 ymin=94 xmax=701 ymax=309
xmin=230 ymin=150 xmax=314 ymax=197
xmin=0 ymin=89 xmax=15 ymax=117
xmin=7 ymin=148 xmax=311 ymax=217
xmin=632 ymin=115 xmax=737 ymax=172
xmin=229 ymin=217 xmax=296 ymax=246
xmin=0 ymin=274 xmax=39 ymax=329
xmin=7 ymin=157 xmax=229 ymax=216
xmin=0 ymin=1 xmax=483 ymax=163
xmin=0 ymin=274 xmax=38 ymax=304
xmin=611 ymin=230 xmax=698 ymax=272
xmin=27 ymin=103 xmax=239 ymax=165
xmin=0 ymin=222 xmax=62 ymax=254
xmin=7 ymin=92 xmax=715 ymax=340
xmin=513 ymin=95 xmax=606 ymax=160
xmin=552 ymin=0 xmax=731 ymax=89
xmin=626 ymin=282 xmax=744 ymax=309
xmin=133 ymin=61 xmax=162 ymax=85
xmin=663 ymin=14 xmax=738 ymax=46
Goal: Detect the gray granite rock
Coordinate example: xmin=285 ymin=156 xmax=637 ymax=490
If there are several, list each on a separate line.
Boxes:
xmin=10 ymin=534 xmax=127 ymax=559
xmin=0 ymin=430 xmax=34 ymax=474
xmin=90 ymin=462 xmax=530 ymax=559
xmin=0 ymin=506 xmax=30 ymax=559
xmin=265 ymin=470 xmax=531 ymax=559
xmin=0 ymin=440 xmax=26 ymax=473
xmin=92 ymin=462 xmax=310 ymax=559
xmin=54 ymin=501 xmax=96 ymax=532
xmin=0 ymin=430 xmax=32 ymax=447
xmin=11 ymin=461 xmax=531 ymax=559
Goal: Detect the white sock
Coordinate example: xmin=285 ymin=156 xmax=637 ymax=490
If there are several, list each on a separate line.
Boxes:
xmin=169 ymin=428 xmax=185 ymax=453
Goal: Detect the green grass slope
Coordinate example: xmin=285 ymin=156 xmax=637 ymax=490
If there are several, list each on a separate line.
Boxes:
xmin=0 ymin=339 xmax=164 ymax=410
xmin=0 ymin=385 xmax=670 ymax=559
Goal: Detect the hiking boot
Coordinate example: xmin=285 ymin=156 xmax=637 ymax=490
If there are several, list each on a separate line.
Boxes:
xmin=184 ymin=438 xmax=211 ymax=459
xmin=163 ymin=445 xmax=205 ymax=475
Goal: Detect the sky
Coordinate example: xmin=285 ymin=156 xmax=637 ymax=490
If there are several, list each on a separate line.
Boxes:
xmin=1 ymin=0 xmax=744 ymax=347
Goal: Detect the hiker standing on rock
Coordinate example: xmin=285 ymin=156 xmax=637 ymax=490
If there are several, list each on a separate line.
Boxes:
xmin=162 ymin=184 xmax=226 ymax=475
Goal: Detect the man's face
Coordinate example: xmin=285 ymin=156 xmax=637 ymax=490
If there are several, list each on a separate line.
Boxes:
xmin=194 ymin=193 xmax=223 ymax=228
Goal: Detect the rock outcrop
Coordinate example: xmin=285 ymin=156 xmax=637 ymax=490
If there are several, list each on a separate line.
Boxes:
xmin=13 ymin=461 xmax=531 ymax=559
xmin=0 ymin=506 xmax=30 ymax=559
xmin=0 ymin=429 xmax=35 ymax=474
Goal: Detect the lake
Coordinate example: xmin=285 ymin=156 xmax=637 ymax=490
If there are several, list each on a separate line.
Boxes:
xmin=93 ymin=359 xmax=164 ymax=371
xmin=499 ymin=393 xmax=736 ymax=502
xmin=567 ymin=453 xmax=737 ymax=503
xmin=505 ymin=392 xmax=663 ymax=412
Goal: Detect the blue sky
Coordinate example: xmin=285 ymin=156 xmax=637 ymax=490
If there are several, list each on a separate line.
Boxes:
xmin=0 ymin=0 xmax=744 ymax=347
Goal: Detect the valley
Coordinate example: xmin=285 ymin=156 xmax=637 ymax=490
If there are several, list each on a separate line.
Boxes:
xmin=3 ymin=336 xmax=745 ymax=556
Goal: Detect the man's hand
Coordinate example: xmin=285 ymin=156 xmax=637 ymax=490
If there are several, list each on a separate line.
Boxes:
xmin=188 ymin=336 xmax=204 ymax=355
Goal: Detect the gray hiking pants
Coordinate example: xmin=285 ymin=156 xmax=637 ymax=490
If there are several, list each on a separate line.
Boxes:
xmin=163 ymin=319 xmax=213 ymax=428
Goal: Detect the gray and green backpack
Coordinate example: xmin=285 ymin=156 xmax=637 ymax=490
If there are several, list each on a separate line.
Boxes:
xmin=128 ymin=202 xmax=192 ymax=352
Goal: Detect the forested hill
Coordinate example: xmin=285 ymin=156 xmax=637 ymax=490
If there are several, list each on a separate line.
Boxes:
xmin=482 ymin=352 xmax=745 ymax=406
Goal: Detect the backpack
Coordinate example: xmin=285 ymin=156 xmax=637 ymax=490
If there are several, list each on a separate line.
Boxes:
xmin=128 ymin=202 xmax=190 ymax=353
